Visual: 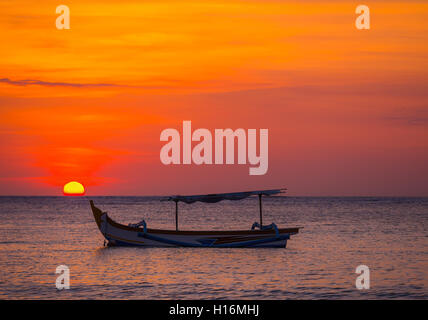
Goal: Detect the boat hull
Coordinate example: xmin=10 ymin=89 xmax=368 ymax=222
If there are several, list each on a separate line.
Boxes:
xmin=90 ymin=200 xmax=299 ymax=248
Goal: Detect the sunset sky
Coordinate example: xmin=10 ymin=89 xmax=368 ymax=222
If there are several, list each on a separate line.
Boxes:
xmin=0 ymin=0 xmax=427 ymax=196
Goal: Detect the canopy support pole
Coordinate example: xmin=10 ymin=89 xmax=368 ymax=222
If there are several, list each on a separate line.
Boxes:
xmin=259 ymin=194 xmax=263 ymax=227
xmin=175 ymin=200 xmax=178 ymax=231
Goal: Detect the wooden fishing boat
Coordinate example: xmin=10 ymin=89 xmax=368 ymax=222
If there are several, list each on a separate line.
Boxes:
xmin=90 ymin=189 xmax=300 ymax=248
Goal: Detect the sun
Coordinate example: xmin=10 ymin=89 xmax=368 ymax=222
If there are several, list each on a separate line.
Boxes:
xmin=63 ymin=181 xmax=85 ymax=196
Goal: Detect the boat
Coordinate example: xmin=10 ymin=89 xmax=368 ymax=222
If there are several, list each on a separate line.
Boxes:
xmin=90 ymin=189 xmax=300 ymax=248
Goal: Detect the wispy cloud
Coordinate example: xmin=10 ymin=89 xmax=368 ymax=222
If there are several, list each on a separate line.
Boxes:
xmin=0 ymin=78 xmax=120 ymax=88
xmin=0 ymin=77 xmax=177 ymax=90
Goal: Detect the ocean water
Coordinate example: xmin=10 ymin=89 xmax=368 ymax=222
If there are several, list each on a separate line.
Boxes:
xmin=0 ymin=196 xmax=426 ymax=299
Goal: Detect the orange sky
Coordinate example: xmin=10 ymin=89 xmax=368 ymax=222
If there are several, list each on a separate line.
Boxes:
xmin=0 ymin=0 xmax=427 ymax=196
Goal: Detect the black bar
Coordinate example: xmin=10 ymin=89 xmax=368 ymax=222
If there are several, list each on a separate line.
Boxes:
xmin=0 ymin=300 xmax=421 ymax=319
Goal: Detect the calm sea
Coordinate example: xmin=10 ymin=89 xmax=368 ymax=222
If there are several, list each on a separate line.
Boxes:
xmin=0 ymin=196 xmax=426 ymax=299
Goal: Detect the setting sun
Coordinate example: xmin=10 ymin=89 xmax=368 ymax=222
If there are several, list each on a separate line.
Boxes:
xmin=63 ymin=181 xmax=85 ymax=196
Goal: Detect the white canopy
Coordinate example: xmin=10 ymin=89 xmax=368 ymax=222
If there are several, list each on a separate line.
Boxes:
xmin=167 ymin=189 xmax=286 ymax=204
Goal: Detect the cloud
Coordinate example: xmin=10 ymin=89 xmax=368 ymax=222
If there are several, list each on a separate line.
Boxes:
xmin=0 ymin=77 xmax=120 ymax=88
xmin=0 ymin=77 xmax=178 ymax=90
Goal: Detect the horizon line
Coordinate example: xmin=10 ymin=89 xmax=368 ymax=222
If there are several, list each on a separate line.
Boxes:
xmin=0 ymin=195 xmax=427 ymax=198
